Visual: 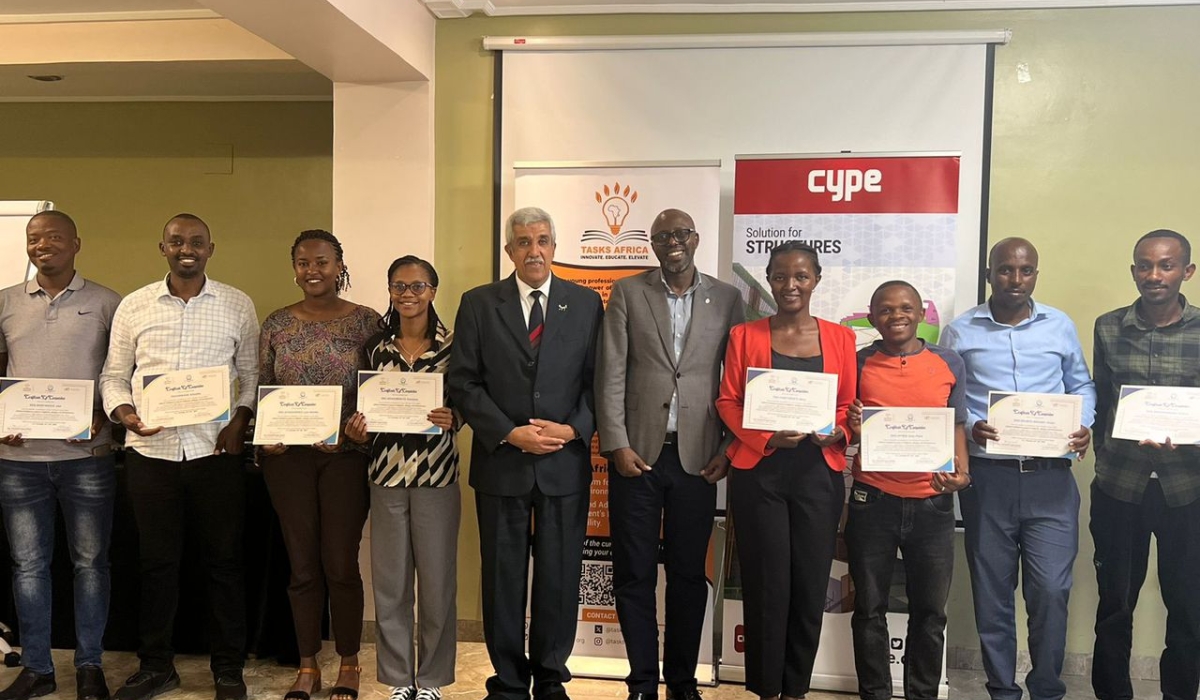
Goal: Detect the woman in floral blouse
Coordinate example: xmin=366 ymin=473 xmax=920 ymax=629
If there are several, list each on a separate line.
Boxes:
xmin=257 ymin=230 xmax=380 ymax=700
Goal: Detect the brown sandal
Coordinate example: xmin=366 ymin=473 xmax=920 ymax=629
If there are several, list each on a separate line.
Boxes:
xmin=330 ymin=665 xmax=361 ymax=700
xmin=285 ymin=668 xmax=322 ymax=700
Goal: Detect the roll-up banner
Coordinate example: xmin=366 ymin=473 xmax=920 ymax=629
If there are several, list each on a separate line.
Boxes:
xmin=722 ymin=153 xmax=960 ymax=698
xmin=510 ymin=162 xmax=722 ymax=682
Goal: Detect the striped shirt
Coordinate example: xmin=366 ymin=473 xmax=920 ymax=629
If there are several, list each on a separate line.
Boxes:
xmin=99 ymin=275 xmax=259 ymax=462
xmin=1093 ymin=297 xmax=1200 ymax=506
xmin=366 ymin=322 xmax=459 ymax=488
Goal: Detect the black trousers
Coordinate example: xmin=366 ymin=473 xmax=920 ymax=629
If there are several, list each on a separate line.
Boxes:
xmin=844 ymin=483 xmax=955 ymax=700
xmin=729 ymin=450 xmax=844 ymax=698
xmin=125 ymin=450 xmax=247 ymax=674
xmin=477 ymin=486 xmax=589 ymax=700
xmin=1091 ymin=479 xmax=1200 ymax=700
xmin=609 ymin=444 xmax=716 ymax=694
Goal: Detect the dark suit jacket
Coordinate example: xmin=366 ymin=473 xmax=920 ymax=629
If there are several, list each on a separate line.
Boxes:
xmin=448 ymin=273 xmax=604 ymax=497
xmin=596 ymin=269 xmax=744 ymax=473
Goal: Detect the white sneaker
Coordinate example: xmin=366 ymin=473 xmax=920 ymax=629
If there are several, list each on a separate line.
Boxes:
xmin=415 ymin=687 xmax=442 ymax=700
xmin=391 ymin=687 xmax=416 ymax=700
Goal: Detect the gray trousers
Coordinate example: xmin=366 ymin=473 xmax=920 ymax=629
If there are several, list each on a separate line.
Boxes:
xmin=370 ymin=481 xmax=461 ymax=688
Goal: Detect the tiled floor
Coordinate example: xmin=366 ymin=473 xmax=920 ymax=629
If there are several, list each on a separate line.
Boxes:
xmin=2 ymin=643 xmax=1163 ymax=700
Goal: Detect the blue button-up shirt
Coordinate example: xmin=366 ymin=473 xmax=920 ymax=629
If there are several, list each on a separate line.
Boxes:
xmin=940 ymin=299 xmax=1097 ymax=457
xmin=663 ymin=270 xmax=699 ymax=433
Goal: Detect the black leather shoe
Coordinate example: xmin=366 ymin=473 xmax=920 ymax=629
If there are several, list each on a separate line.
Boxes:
xmin=627 ymin=693 xmax=658 ymax=700
xmin=0 ymin=668 xmax=57 ymax=700
xmin=112 ymin=668 xmax=180 ymax=700
xmin=77 ymin=666 xmax=111 ymax=700
xmin=666 ymin=689 xmax=702 ymax=700
xmin=213 ymin=671 xmax=246 ymax=700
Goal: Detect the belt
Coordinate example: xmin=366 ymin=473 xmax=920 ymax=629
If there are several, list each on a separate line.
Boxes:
xmin=973 ymin=456 xmax=1071 ymax=473
xmin=663 ymin=432 xmax=679 ymax=445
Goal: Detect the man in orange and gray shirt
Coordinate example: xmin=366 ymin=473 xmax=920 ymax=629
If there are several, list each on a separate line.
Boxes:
xmin=846 ymin=280 xmax=971 ymax=700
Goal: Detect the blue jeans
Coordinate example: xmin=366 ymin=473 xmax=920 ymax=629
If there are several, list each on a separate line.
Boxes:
xmin=845 ymin=482 xmax=955 ymax=700
xmin=960 ymin=458 xmax=1079 ymax=700
xmin=0 ymin=455 xmax=116 ymax=674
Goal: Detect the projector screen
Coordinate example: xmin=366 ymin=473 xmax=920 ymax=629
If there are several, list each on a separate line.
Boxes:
xmin=491 ymin=32 xmax=1002 ymax=312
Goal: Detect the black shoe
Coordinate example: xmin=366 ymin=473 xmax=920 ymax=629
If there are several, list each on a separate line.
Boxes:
xmin=213 ymin=671 xmax=246 ymax=700
xmin=666 ymin=689 xmax=701 ymax=700
xmin=77 ymin=666 xmax=111 ymax=700
xmin=113 ymin=669 xmax=180 ymax=700
xmin=627 ymin=693 xmax=657 ymax=700
xmin=0 ymin=668 xmax=57 ymax=700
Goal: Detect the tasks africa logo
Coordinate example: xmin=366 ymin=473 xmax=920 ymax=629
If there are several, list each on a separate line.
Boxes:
xmin=579 ymin=182 xmax=652 ymax=263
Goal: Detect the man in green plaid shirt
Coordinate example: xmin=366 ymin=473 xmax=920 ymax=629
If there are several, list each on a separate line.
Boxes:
xmin=1091 ymin=229 xmax=1200 ymax=700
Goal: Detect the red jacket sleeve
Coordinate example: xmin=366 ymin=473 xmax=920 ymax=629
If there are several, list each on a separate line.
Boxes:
xmin=716 ymin=321 xmax=776 ymax=461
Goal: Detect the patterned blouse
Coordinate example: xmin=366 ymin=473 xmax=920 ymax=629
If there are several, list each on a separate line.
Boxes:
xmin=258 ymin=304 xmax=381 ymax=453
xmin=365 ymin=321 xmax=459 ymax=488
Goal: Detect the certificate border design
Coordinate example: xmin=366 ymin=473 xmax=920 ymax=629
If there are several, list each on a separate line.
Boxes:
xmin=860 ymin=406 xmax=954 ymax=472
xmin=254 ymin=386 xmax=339 ymax=445
xmin=141 ymin=371 xmax=231 ymax=424
xmin=356 ymin=371 xmax=443 ymax=436
xmin=745 ymin=368 xmax=835 ymax=435
xmin=0 ymin=378 xmax=93 ymax=440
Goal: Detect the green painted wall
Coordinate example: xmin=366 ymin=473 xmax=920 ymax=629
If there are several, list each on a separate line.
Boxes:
xmin=436 ymin=7 xmax=1200 ymax=660
xmin=0 ymin=101 xmax=333 ymax=319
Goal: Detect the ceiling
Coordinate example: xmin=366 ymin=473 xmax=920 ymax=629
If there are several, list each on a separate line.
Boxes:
xmin=0 ymin=0 xmax=1195 ymax=98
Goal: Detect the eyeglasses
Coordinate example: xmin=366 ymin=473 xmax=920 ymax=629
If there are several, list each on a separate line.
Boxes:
xmin=650 ymin=229 xmax=696 ymax=245
xmin=388 ymin=281 xmax=434 ymax=294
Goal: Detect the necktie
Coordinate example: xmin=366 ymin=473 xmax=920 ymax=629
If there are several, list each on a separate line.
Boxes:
xmin=528 ymin=290 xmax=544 ymax=352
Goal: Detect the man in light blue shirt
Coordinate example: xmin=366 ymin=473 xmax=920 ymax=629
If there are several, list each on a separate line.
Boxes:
xmin=941 ymin=238 xmax=1096 ymax=700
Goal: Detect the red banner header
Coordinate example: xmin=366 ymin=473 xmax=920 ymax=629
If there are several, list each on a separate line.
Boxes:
xmin=734 ymin=156 xmax=960 ymax=215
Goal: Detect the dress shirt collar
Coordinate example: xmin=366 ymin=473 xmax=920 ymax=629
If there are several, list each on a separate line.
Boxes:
xmin=972 ymin=297 xmax=1047 ymax=326
xmin=25 ymin=271 xmax=84 ymax=296
xmin=1120 ymin=294 xmax=1199 ymax=331
xmin=514 ymin=272 xmax=552 ymax=301
xmin=155 ymin=273 xmax=217 ymax=301
xmin=659 ymin=268 xmax=701 ymax=297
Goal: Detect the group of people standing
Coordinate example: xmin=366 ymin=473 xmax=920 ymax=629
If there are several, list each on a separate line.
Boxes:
xmin=0 ymin=203 xmax=1196 ymax=700
xmin=0 ymin=211 xmax=460 ymax=700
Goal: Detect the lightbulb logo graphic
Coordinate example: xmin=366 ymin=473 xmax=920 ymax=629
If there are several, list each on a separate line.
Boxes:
xmin=582 ymin=182 xmax=649 ymax=245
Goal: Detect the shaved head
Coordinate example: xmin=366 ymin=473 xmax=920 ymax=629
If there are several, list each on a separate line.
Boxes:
xmin=988 ymin=237 xmax=1039 ymax=269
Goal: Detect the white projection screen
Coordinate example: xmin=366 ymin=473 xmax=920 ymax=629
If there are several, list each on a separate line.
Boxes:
xmin=489 ymin=31 xmax=1006 ymax=311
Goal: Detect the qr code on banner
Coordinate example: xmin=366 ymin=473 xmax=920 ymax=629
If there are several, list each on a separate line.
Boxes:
xmin=580 ymin=562 xmax=615 ymax=606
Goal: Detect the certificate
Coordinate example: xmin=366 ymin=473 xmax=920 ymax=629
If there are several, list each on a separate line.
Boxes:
xmin=859 ymin=407 xmax=955 ymax=472
xmin=357 ymin=371 xmax=443 ymax=435
xmin=253 ymin=386 xmax=343 ymax=446
xmin=986 ymin=391 xmax=1083 ymax=458
xmin=1112 ymin=385 xmax=1200 ymax=445
xmin=140 ymin=366 xmax=230 ymax=429
xmin=0 ymin=378 xmax=94 ymax=440
xmin=742 ymin=367 xmax=838 ymax=435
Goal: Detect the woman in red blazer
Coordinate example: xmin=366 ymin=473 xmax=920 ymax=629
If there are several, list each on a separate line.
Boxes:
xmin=716 ymin=241 xmax=856 ymax=700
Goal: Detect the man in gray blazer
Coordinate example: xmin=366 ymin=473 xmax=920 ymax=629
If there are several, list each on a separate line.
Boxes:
xmin=596 ymin=208 xmax=745 ymax=700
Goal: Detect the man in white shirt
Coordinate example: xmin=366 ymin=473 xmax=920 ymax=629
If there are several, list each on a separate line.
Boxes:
xmin=99 ymin=214 xmax=258 ymax=700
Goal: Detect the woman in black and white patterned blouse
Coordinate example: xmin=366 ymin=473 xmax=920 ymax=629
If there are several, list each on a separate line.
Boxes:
xmin=345 ymin=255 xmax=459 ymax=700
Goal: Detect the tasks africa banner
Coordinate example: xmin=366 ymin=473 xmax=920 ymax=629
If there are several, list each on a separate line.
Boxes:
xmin=722 ymin=153 xmax=961 ymax=698
xmin=510 ymin=162 xmax=721 ymax=681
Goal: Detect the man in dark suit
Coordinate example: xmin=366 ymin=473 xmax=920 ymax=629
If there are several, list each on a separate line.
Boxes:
xmin=596 ymin=208 xmax=744 ymax=700
xmin=449 ymin=207 xmax=604 ymax=700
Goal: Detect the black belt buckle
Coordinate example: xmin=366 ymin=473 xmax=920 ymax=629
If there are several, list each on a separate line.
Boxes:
xmin=663 ymin=432 xmax=678 ymax=445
